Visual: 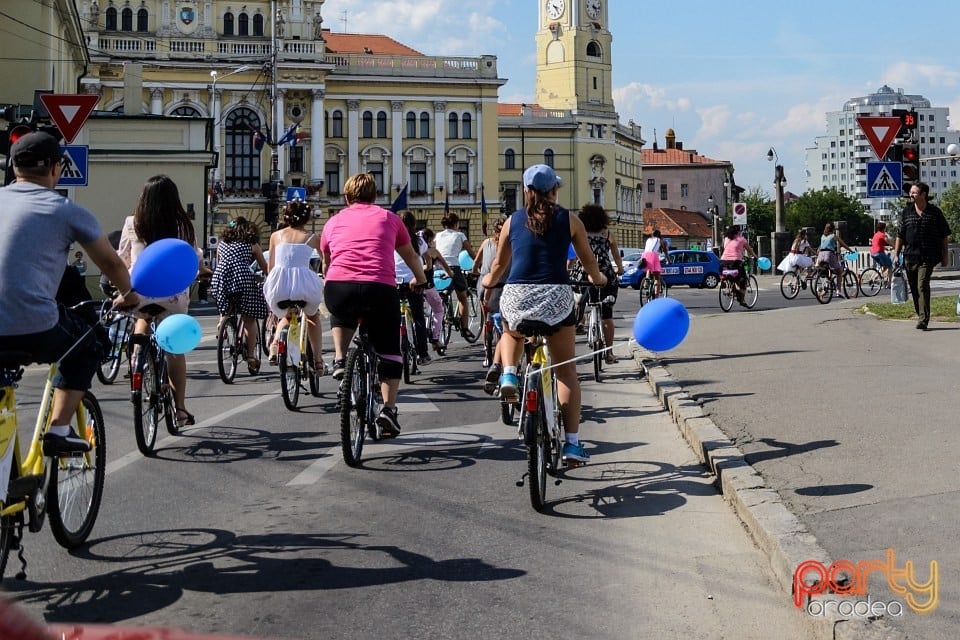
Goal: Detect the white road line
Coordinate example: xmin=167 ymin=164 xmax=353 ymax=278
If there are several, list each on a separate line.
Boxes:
xmin=396 ymin=391 xmax=440 ymax=412
xmin=105 ymin=392 xmax=279 ymax=475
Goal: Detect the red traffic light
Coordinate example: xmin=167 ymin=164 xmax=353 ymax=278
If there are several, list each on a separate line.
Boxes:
xmin=902 ymin=112 xmax=916 ymax=129
xmin=8 ymin=124 xmax=33 ymax=146
xmin=902 ymin=146 xmax=918 ymax=162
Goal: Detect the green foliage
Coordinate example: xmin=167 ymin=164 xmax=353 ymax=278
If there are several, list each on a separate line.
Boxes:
xmin=937 ymin=183 xmax=960 ymax=242
xmin=861 ymin=295 xmax=959 ymax=322
xmin=785 ymin=188 xmax=874 ymax=244
xmin=739 ymin=187 xmax=774 ymax=241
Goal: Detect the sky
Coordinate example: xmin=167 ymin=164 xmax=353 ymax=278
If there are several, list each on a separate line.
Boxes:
xmin=319 ymin=0 xmax=960 ymax=198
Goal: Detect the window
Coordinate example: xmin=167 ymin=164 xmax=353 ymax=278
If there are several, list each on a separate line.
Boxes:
xmin=593 ymin=77 xmax=598 ymax=90
xmin=105 ymin=7 xmax=117 ymax=30
xmin=586 ymin=41 xmax=601 ymax=57
xmin=376 ymin=111 xmax=387 ymax=138
xmin=253 ymin=14 xmax=264 ymax=36
xmin=419 ymin=112 xmax=430 ymax=138
xmin=593 ymin=187 xmax=601 ymax=204
xmin=544 ymin=149 xmax=554 ymax=168
xmin=223 ymin=12 xmax=234 ymax=36
xmin=461 ymin=113 xmax=471 ymax=139
xmin=646 ymin=202 xmax=653 ymax=208
xmin=647 ymin=178 xmax=655 ymax=193
xmin=325 ymin=162 xmax=340 ymax=195
xmin=367 ymin=162 xmax=384 ymax=194
xmin=362 ymin=111 xmax=373 ymax=138
xmin=238 ymin=13 xmax=249 ymax=36
xmin=448 ymin=112 xmax=459 ymax=139
xmin=660 ymin=184 xmax=667 ymax=200
xmin=224 ymin=107 xmax=261 ymax=190
xmin=137 ymin=8 xmax=148 ymax=32
xmin=452 ymin=162 xmax=469 ymax=194
xmin=331 ymin=111 xmax=343 ymax=137
xmin=171 ymin=105 xmax=201 ymax=117
xmin=411 ymin=162 xmax=427 ymax=196
xmin=680 ymin=183 xmax=688 ymax=197
xmin=121 ymin=7 xmax=133 ymax=31
xmin=406 ymin=112 xmax=416 ymax=138
xmin=505 ymin=149 xmax=515 ymax=170
xmin=289 ymin=145 xmax=304 ymax=173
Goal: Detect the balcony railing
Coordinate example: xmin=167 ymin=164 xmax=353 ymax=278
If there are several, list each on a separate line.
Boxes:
xmin=324 ymin=53 xmax=497 ymax=79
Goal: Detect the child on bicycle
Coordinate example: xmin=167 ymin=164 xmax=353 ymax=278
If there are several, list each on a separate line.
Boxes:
xmin=720 ymin=225 xmax=758 ymax=306
xmin=262 ymin=199 xmax=327 ymax=373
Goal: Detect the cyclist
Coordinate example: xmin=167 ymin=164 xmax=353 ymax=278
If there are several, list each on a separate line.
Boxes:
xmin=869 ymin=221 xmax=894 ymax=289
xmin=395 ymin=212 xmax=431 ymax=365
xmin=577 ymin=204 xmax=623 ymax=364
xmin=481 ymin=164 xmax=607 ymax=463
xmin=0 ymin=132 xmax=139 ymax=454
xmin=642 ymin=229 xmax=669 ymax=297
xmin=472 ymin=217 xmax=509 ymax=391
xmin=434 ymin=213 xmax=476 ymax=340
xmin=776 ymin=228 xmax=815 ymax=279
xmin=419 ymin=228 xmax=455 ymax=354
xmin=209 ymin=217 xmax=269 ymax=373
xmin=320 ymin=173 xmax=428 ymax=437
xmin=719 ymin=225 xmax=758 ymax=306
xmin=815 ymin=222 xmax=853 ymax=299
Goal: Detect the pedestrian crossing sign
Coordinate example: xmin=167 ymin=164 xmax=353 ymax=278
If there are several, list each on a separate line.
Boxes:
xmin=57 ymin=145 xmax=88 ymax=187
xmin=866 ymin=161 xmax=901 ymax=197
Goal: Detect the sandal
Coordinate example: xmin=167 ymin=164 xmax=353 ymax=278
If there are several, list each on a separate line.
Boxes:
xmin=268 ymin=342 xmax=278 ymax=366
xmin=604 ymin=353 xmax=618 ymax=365
xmin=313 ymin=360 xmax=329 ymax=376
xmin=247 ymin=357 xmax=261 ymax=375
xmin=175 ymin=408 xmax=195 ymax=428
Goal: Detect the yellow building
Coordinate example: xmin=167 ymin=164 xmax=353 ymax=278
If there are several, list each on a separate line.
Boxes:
xmin=497 ymin=0 xmax=646 ymax=247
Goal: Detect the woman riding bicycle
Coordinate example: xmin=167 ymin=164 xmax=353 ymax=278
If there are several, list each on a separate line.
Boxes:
xmin=320 ymin=172 xmax=428 ymax=437
xmin=815 ymin=222 xmax=853 ymax=299
xmin=419 ymin=228 xmax=454 ymax=354
xmin=395 ymin=212 xmax=431 ymax=365
xmin=870 ymin=221 xmax=894 ymax=288
xmin=481 ymin=164 xmax=607 ymax=463
xmin=578 ymin=204 xmax=623 ymax=365
xmin=719 ymin=225 xmax=758 ymax=306
xmin=434 ymin=213 xmax=476 ymax=340
xmin=642 ymin=229 xmax=668 ymax=297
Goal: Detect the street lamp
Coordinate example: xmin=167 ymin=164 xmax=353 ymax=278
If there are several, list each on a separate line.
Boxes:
xmin=707 ymin=194 xmax=720 ymax=249
xmin=767 ymin=147 xmax=790 ymax=265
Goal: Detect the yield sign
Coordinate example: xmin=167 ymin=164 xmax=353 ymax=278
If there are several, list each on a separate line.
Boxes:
xmin=39 ymin=94 xmax=98 ymax=144
xmin=856 ymin=116 xmax=901 ymax=160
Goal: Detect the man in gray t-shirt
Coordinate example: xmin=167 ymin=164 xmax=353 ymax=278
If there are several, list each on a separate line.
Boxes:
xmin=0 ymin=132 xmax=139 ymax=455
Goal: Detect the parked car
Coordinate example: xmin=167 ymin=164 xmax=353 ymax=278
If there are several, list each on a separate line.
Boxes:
xmin=619 ymin=249 xmax=722 ymax=289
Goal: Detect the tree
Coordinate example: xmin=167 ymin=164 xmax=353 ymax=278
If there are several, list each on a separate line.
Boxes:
xmin=785 ymin=188 xmax=873 ymax=244
xmin=739 ymin=186 xmax=774 ymax=241
xmin=936 ymin=183 xmax=960 ymax=242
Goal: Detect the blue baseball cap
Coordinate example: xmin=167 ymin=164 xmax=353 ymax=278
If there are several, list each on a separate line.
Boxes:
xmin=523 ymin=164 xmax=562 ymax=193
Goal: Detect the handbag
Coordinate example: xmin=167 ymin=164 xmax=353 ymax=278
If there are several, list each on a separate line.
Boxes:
xmin=890 ymin=267 xmax=907 ymax=304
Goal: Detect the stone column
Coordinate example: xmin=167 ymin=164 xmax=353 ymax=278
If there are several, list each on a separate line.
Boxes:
xmin=434 ymin=101 xmax=446 ymax=191
xmin=310 ymin=88 xmax=325 ymax=185
xmin=474 ymin=101 xmax=483 ymax=193
xmin=391 ymin=100 xmax=403 ymax=191
xmin=150 ymin=88 xmax=163 ymax=115
xmin=347 ymin=100 xmax=360 ymax=176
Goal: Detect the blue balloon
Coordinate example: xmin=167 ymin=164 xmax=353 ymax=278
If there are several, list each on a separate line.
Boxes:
xmin=757 ymin=256 xmax=772 ymax=271
xmin=567 ymin=243 xmax=576 ymax=260
xmin=131 ymin=238 xmax=199 ymax=298
xmin=155 ymin=314 xmax=202 ymax=354
xmin=633 ymin=297 xmax=690 ymax=352
xmin=434 ymin=270 xmax=452 ymax=291
xmin=458 ymin=250 xmax=474 ymax=271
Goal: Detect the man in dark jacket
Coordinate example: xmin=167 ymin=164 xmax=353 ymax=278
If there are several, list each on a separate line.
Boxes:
xmin=894 ymin=182 xmax=951 ymax=330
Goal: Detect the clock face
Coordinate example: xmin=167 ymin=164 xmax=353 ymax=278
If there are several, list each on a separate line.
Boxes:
xmin=545 ymin=0 xmax=565 ymax=20
xmin=586 ymin=0 xmax=601 ymax=19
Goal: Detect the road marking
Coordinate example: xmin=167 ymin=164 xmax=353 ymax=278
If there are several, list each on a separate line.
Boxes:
xmin=105 ymin=392 xmax=279 ymax=475
xmin=396 ymin=391 xmax=439 ymax=412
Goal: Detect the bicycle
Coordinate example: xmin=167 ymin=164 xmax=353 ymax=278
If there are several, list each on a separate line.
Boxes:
xmin=584 ymin=285 xmax=614 ymax=382
xmin=718 ymin=268 xmax=758 ymax=311
xmin=855 ymin=253 xmax=887 ymax=298
xmin=276 ymin=301 xmax=324 ymax=411
xmin=339 ymin=321 xmax=383 ymax=468
xmin=481 ymin=295 xmax=502 ymax=369
xmin=397 ymin=281 xmax=422 ymax=384
xmin=129 ymin=304 xmax=178 ymax=456
xmin=438 ymin=277 xmax=481 ymax=346
xmin=639 ymin=272 xmax=668 ymax=307
xmin=216 ymin=294 xmax=265 ymax=383
xmin=96 ymin=299 xmax=133 ymax=384
xmin=779 ymin=264 xmax=817 ymax=300
xmin=0 ymin=300 xmax=106 ymax=581
xmin=812 ymin=258 xmax=859 ymax=304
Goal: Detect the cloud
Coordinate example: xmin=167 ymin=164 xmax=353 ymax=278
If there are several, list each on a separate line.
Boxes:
xmin=695 ymin=105 xmax=731 ymax=138
xmin=613 ymin=82 xmax=692 ymax=114
xmin=883 ymin=63 xmax=960 ymax=89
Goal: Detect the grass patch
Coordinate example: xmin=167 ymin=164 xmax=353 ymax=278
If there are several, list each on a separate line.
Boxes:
xmin=860 ymin=295 xmax=960 ymax=322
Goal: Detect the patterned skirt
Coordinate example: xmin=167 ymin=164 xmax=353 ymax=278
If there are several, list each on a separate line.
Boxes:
xmin=501 ymin=283 xmax=574 ymax=328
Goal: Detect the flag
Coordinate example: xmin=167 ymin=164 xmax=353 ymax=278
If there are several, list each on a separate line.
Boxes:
xmin=252 ymin=127 xmax=265 ymax=152
xmin=480 ymin=185 xmax=487 ymax=214
xmin=276 ymin=123 xmax=299 ymax=147
xmin=444 ymin=191 xmax=450 ymax=215
xmin=390 ymin=184 xmax=409 ymax=213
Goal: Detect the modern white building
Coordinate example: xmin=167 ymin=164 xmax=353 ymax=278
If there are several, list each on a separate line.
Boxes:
xmin=804 ymin=85 xmax=960 ymax=220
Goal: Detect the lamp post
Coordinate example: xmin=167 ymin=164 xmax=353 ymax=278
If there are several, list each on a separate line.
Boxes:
xmin=209 ymin=64 xmax=252 ymax=181
xmin=767 ymin=147 xmax=791 ymax=265
xmin=707 ymin=194 xmax=719 ymax=249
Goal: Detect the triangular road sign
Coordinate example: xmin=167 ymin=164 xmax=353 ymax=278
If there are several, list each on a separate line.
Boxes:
xmin=856 ymin=116 xmax=901 ymax=160
xmin=39 ymin=94 xmax=99 ymax=144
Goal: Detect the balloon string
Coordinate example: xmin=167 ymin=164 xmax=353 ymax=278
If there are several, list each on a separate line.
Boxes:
xmin=523 ymin=337 xmax=632 ymax=380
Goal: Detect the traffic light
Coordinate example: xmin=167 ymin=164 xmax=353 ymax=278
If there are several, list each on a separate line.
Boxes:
xmin=1 ymin=121 xmax=36 ymax=186
xmin=885 ymin=142 xmax=903 ymax=163
xmin=893 ymin=109 xmax=918 ymax=141
xmin=902 ymin=142 xmax=920 ymax=194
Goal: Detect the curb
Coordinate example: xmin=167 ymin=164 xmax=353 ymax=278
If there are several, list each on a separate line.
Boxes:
xmin=631 ymin=342 xmax=907 ymax=640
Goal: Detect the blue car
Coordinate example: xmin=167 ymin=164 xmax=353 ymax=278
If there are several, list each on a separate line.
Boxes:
xmin=619 ymin=249 xmax=722 ymax=290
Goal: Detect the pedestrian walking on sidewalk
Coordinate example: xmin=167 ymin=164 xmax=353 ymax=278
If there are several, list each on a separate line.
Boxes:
xmin=893 ymin=182 xmax=951 ymax=330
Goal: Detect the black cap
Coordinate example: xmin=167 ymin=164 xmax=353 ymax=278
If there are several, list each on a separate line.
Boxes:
xmin=10 ymin=132 xmax=62 ymax=169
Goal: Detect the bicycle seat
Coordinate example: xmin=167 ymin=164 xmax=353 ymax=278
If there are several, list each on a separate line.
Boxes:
xmin=0 ymin=351 xmax=33 ymax=368
xmin=514 ymin=319 xmax=560 ymax=337
xmin=139 ymin=303 xmax=168 ymax=317
xmin=721 ymin=269 xmax=740 ymax=278
xmin=277 ymin=299 xmax=307 ymax=310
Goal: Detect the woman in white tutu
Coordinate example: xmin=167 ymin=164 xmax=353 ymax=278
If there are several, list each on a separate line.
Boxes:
xmin=777 ymin=229 xmax=815 ymax=273
xmin=262 ymin=199 xmax=326 ymax=372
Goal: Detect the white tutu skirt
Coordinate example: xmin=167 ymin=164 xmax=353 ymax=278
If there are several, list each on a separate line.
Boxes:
xmin=262 ymin=267 xmax=324 ymax=317
xmin=777 ymin=253 xmax=813 ymax=273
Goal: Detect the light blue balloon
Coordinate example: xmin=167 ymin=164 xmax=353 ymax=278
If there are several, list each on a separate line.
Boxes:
xmin=155 ymin=314 xmax=202 ymax=354
xmin=757 ymin=257 xmax=772 ymax=270
xmin=433 ymin=270 xmax=452 ymax=291
xmin=458 ymin=250 xmax=474 ymax=271
xmin=633 ymin=297 xmax=689 ymax=352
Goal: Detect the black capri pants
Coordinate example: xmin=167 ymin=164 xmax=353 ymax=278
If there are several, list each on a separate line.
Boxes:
xmin=324 ymin=281 xmax=403 ymax=380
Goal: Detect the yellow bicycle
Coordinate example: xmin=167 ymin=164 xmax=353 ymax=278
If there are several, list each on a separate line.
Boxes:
xmin=277 ymin=301 xmax=323 ymax=410
xmin=0 ymin=302 xmax=107 ymax=581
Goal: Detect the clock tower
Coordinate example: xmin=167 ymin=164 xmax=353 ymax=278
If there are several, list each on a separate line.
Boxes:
xmin=535 ymin=0 xmax=614 ymax=114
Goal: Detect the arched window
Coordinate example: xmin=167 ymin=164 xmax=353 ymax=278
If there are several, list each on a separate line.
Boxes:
xmin=331 ymin=110 xmax=343 ymax=137
xmin=225 ymin=107 xmax=262 ymax=190
xmin=419 ymin=112 xmax=430 ymax=138
xmin=136 ymin=8 xmax=148 ymax=32
xmin=223 ymin=12 xmax=234 ymax=36
xmin=253 ymin=14 xmax=264 ymax=36
xmin=362 ymin=111 xmax=373 ymax=138
xmin=121 ymin=7 xmax=133 ymax=31
xmin=238 ymin=13 xmax=249 ymax=36
xmin=586 ymin=41 xmax=602 ymax=58
xmin=505 ymin=149 xmax=515 ymax=170
xmin=376 ymin=112 xmax=387 ymax=138
xmin=448 ymin=112 xmax=458 ymax=139
xmin=171 ymin=105 xmax=201 ymax=117
xmin=105 ymin=7 xmax=117 ymax=30
xmin=406 ymin=112 xmax=416 ymax=138
xmin=544 ymin=149 xmax=555 ymax=168
xmin=461 ymin=113 xmax=472 ymax=139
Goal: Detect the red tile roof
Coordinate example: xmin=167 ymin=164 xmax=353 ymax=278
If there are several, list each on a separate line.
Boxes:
xmin=641 ymin=148 xmax=723 ymax=165
xmin=498 ymin=103 xmax=543 ymax=116
xmin=322 ymin=30 xmax=423 ymax=56
xmin=643 ymin=208 xmax=712 ymax=239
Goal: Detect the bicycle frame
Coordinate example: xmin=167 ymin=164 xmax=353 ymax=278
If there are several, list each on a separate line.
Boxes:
xmin=1 ymin=366 xmax=60 ymax=508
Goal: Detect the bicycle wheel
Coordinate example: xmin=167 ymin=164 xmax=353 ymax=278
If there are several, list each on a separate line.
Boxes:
xmin=306 ymin=343 xmax=322 ymax=397
xmin=588 ymin=314 xmax=603 ymax=383
xmin=743 ymin=275 xmax=759 ymax=309
xmin=465 ymin=290 xmax=481 ymax=343
xmin=718 ymin=280 xmax=735 ymax=312
xmin=217 ymin=316 xmax=239 ymax=384
xmin=842 ymin=270 xmax=860 ymax=299
xmin=813 ymin=273 xmax=833 ymax=304
xmin=0 ymin=514 xmax=14 ymax=580
xmin=339 ymin=346 xmax=367 ymax=467
xmin=639 ymin=280 xmax=652 ymax=307
xmin=441 ymin=296 xmax=454 ymax=347
xmin=96 ymin=314 xmax=128 ymax=385
xmin=278 ymin=327 xmax=300 ymax=410
xmin=162 ymin=369 xmax=178 ymax=436
xmin=131 ymin=345 xmax=160 ymax=456
xmin=401 ymin=316 xmax=413 ymax=385
xmin=48 ymin=391 xmax=106 ymax=548
xmin=523 ymin=370 xmax=548 ymax=512
xmin=858 ymin=267 xmax=883 ymax=297
xmin=780 ymin=271 xmax=801 ymax=300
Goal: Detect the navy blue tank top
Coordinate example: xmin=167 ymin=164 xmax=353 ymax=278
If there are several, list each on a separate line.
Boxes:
xmin=507 ymin=206 xmax=571 ymax=285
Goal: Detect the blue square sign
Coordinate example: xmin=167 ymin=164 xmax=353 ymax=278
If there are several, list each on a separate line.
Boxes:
xmin=57 ymin=145 xmax=88 ymax=187
xmin=867 ymin=161 xmax=902 ymax=197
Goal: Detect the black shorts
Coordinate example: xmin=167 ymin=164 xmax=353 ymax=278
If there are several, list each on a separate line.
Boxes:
xmin=324 ymin=281 xmax=402 ymax=378
xmin=449 ymin=267 xmax=469 ymax=293
xmin=586 ymin=281 xmax=619 ymax=320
